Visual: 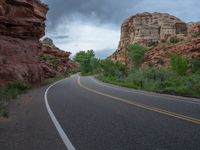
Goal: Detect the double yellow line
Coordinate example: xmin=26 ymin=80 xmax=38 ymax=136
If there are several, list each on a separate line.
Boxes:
xmin=77 ymin=76 xmax=200 ymax=125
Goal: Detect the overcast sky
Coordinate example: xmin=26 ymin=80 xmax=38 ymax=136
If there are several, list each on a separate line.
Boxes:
xmin=42 ymin=0 xmax=200 ymax=58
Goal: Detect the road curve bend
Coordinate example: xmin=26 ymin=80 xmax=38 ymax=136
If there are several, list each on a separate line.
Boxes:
xmin=46 ymin=75 xmax=200 ymax=150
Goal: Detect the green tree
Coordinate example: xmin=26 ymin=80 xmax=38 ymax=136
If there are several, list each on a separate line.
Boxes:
xmin=90 ymin=58 xmax=101 ymax=74
xmin=100 ymin=59 xmax=126 ymax=78
xmin=128 ymin=44 xmax=148 ymax=68
xmin=169 ymin=54 xmax=188 ymax=76
xmin=74 ymin=50 xmax=95 ymax=74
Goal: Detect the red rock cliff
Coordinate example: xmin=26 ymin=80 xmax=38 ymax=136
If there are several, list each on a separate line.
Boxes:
xmin=109 ymin=12 xmax=200 ymax=68
xmin=109 ymin=12 xmax=187 ymax=64
xmin=0 ymin=0 xmax=51 ymax=85
xmin=143 ymin=38 xmax=200 ymax=67
xmin=40 ymin=38 xmax=79 ymax=74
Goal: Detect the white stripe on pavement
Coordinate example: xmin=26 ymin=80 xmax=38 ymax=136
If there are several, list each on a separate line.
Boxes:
xmin=44 ymin=79 xmax=76 ymax=150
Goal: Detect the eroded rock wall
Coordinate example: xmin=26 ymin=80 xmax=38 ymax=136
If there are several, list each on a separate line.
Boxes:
xmin=188 ymin=22 xmax=200 ymax=36
xmin=41 ymin=38 xmax=79 ymax=74
xmin=0 ymin=0 xmax=51 ymax=85
xmin=143 ymin=38 xmax=200 ymax=67
xmin=110 ymin=12 xmax=187 ymax=64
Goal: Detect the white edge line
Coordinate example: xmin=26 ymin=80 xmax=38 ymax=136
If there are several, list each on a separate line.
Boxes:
xmin=44 ymin=79 xmax=76 ymax=150
xmin=89 ymin=77 xmax=200 ymax=105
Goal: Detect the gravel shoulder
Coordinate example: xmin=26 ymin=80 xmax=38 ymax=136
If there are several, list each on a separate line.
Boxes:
xmin=0 ymin=84 xmax=66 ymax=150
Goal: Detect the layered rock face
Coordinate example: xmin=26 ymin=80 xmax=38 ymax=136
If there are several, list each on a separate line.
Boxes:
xmin=0 ymin=0 xmax=48 ymax=39
xmin=143 ymin=22 xmax=200 ymax=67
xmin=143 ymin=38 xmax=200 ymax=67
xmin=110 ymin=12 xmax=187 ymax=64
xmin=188 ymin=22 xmax=200 ymax=35
xmin=41 ymin=38 xmax=79 ymax=74
xmin=0 ymin=0 xmax=51 ymax=85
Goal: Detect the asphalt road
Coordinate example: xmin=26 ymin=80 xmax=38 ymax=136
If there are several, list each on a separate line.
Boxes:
xmin=1 ymin=75 xmax=200 ymax=150
xmin=46 ymin=75 xmax=200 ymax=150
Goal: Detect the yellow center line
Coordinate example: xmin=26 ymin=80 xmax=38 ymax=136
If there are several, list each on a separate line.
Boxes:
xmin=77 ymin=76 xmax=200 ymax=125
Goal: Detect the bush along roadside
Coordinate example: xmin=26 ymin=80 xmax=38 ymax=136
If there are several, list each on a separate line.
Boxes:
xmin=73 ymin=45 xmax=200 ymax=98
xmin=0 ymin=74 xmax=70 ymax=118
xmin=97 ymin=54 xmax=200 ymax=97
xmin=97 ymin=67 xmax=200 ymax=97
xmin=0 ymin=80 xmax=31 ymax=118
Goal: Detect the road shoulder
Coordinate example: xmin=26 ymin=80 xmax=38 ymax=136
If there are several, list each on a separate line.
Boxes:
xmin=0 ymin=85 xmax=66 ymax=150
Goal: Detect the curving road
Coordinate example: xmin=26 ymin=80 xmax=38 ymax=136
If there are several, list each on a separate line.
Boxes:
xmin=46 ymin=75 xmax=200 ymax=150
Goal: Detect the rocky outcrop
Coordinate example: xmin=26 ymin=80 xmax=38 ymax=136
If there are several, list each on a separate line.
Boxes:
xmin=110 ymin=12 xmax=188 ymax=64
xmin=0 ymin=0 xmax=52 ymax=85
xmin=40 ymin=38 xmax=79 ymax=74
xmin=143 ymin=38 xmax=200 ymax=67
xmin=0 ymin=0 xmax=48 ymax=39
xmin=188 ymin=22 xmax=200 ymax=36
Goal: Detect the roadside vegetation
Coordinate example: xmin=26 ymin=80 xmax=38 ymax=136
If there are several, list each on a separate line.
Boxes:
xmin=74 ymin=45 xmax=200 ymax=98
xmin=0 ymin=73 xmax=69 ymax=118
xmin=40 ymin=54 xmax=60 ymax=71
xmin=190 ymin=27 xmax=200 ymax=38
xmin=0 ymin=80 xmax=31 ymax=118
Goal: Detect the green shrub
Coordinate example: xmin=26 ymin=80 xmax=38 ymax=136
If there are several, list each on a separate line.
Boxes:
xmin=0 ymin=80 xmax=30 ymax=118
xmin=100 ymin=59 xmax=126 ymax=78
xmin=90 ymin=58 xmax=101 ymax=74
xmin=191 ymin=58 xmax=200 ymax=73
xmin=50 ymin=58 xmax=59 ymax=71
xmin=68 ymin=69 xmax=78 ymax=75
xmin=190 ymin=27 xmax=200 ymax=38
xmin=97 ymin=66 xmax=200 ymax=97
xmin=169 ymin=54 xmax=188 ymax=76
xmin=170 ymin=37 xmax=183 ymax=44
xmin=128 ymin=43 xmax=149 ymax=68
xmin=7 ymin=80 xmax=30 ymax=92
xmin=4 ymin=88 xmax=19 ymax=99
xmin=127 ymin=67 xmax=173 ymax=82
xmin=39 ymin=54 xmax=50 ymax=61
xmin=97 ymin=75 xmax=138 ymax=89
xmin=161 ymin=75 xmax=200 ymax=96
xmin=186 ymin=74 xmax=200 ymax=96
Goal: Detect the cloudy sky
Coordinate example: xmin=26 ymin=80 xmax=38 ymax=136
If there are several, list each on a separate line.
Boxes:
xmin=42 ymin=0 xmax=200 ymax=58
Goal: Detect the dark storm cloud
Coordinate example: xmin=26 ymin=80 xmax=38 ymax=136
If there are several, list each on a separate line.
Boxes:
xmin=41 ymin=0 xmax=200 ymax=57
xmin=42 ymin=0 xmax=141 ymax=29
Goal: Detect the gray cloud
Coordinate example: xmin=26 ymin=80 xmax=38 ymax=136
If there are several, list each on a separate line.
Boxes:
xmin=51 ymin=35 xmax=69 ymax=39
xmin=42 ymin=0 xmax=200 ymax=58
xmin=43 ymin=0 xmax=200 ymax=30
xmin=95 ymin=49 xmax=115 ymax=59
xmin=42 ymin=0 xmax=142 ymax=30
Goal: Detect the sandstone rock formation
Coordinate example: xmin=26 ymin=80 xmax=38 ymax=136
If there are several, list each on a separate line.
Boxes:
xmin=40 ymin=37 xmax=79 ymax=74
xmin=0 ymin=0 xmax=53 ymax=85
xmin=188 ymin=22 xmax=200 ymax=36
xmin=143 ymin=38 xmax=200 ymax=67
xmin=110 ymin=12 xmax=188 ymax=64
